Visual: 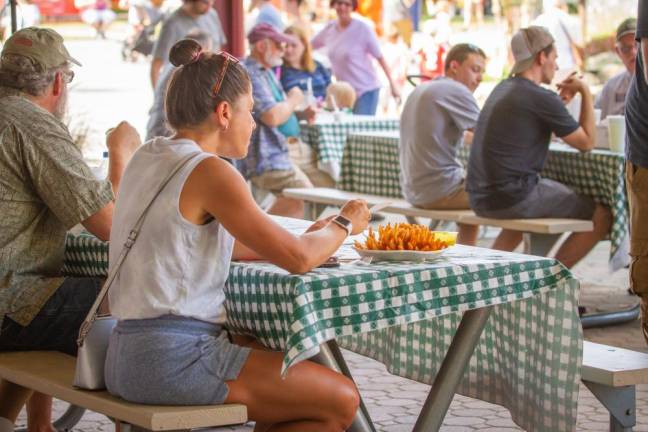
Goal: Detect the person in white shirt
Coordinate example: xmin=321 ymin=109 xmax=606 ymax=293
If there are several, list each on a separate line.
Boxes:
xmin=533 ymin=0 xmax=583 ymax=71
xmin=595 ymin=18 xmax=637 ymax=120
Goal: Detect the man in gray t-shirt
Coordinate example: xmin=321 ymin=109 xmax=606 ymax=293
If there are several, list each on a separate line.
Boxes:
xmin=399 ymin=43 xmax=485 ymax=245
xmin=150 ymin=0 xmax=226 ymax=88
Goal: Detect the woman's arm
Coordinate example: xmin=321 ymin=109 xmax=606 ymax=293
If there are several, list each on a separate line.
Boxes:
xmin=183 ymin=158 xmax=369 ymax=273
xmin=376 ymin=56 xmax=401 ymax=102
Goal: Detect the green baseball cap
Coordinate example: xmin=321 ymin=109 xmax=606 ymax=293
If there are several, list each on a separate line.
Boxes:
xmin=1 ymin=27 xmax=81 ymax=72
xmin=616 ymin=18 xmax=637 ymax=41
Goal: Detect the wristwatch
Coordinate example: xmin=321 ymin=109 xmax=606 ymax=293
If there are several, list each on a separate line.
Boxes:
xmin=331 ymin=214 xmax=353 ymax=236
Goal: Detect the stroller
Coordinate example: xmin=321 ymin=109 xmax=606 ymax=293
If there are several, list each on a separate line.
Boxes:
xmin=121 ymin=3 xmax=164 ymax=61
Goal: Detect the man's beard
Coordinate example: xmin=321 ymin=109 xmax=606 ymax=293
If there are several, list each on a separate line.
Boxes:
xmin=264 ymin=52 xmax=283 ymax=68
xmin=54 ymin=87 xmax=68 ymax=120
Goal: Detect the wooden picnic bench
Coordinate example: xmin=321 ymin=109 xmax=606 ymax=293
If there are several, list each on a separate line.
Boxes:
xmin=0 ymin=351 xmax=247 ymax=432
xmin=283 ymin=187 xmax=593 ymax=256
xmin=2 ymin=342 xmax=646 ymax=431
xmin=582 ymin=341 xmax=648 ymax=432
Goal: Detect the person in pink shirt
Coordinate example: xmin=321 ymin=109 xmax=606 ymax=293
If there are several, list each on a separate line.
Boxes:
xmin=312 ymin=0 xmax=400 ymax=115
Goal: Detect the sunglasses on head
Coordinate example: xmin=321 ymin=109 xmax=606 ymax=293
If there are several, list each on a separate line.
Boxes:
xmin=212 ymin=51 xmax=239 ymax=97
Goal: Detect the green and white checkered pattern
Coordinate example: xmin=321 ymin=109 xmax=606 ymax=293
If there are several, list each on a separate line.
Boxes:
xmin=300 ymin=116 xmax=399 ymax=181
xmin=341 ymin=132 xmax=628 ymax=267
xmin=63 ymin=232 xmax=582 ymax=432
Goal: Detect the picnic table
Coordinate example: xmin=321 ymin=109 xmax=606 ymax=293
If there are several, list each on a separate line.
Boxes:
xmin=299 ymin=113 xmax=399 ymax=182
xmin=63 ymin=217 xmax=582 ymax=431
xmin=340 ymin=131 xmax=629 ymax=271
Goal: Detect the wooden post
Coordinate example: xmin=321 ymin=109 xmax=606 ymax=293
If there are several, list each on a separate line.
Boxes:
xmin=213 ymin=0 xmax=245 ymax=58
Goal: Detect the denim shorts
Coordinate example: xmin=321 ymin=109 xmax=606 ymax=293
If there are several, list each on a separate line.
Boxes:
xmin=105 ymin=315 xmax=251 ymax=405
xmin=0 ymin=277 xmax=103 ymax=356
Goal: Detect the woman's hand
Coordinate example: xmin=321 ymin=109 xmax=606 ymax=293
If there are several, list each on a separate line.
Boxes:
xmin=339 ymin=199 xmax=370 ymax=235
xmin=390 ymin=83 xmax=402 ymax=105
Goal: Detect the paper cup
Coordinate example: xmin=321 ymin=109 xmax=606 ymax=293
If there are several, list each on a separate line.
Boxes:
xmin=607 ymin=115 xmax=626 ymax=153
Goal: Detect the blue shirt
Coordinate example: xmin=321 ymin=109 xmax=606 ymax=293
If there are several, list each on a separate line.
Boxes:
xmin=280 ymin=61 xmax=332 ymax=101
xmin=239 ymin=57 xmax=293 ymax=178
xmin=625 ymin=0 xmax=648 ymax=168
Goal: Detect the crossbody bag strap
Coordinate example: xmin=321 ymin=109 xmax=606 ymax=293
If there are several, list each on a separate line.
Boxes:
xmin=77 ymin=152 xmax=200 ymax=346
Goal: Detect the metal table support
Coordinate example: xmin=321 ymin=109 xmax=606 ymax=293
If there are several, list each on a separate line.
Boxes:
xmin=524 ymin=233 xmax=562 ymax=256
xmin=311 ymin=340 xmax=377 ymax=432
xmin=413 ymin=307 xmax=493 ymax=432
xmin=583 ymin=381 xmax=636 ymax=432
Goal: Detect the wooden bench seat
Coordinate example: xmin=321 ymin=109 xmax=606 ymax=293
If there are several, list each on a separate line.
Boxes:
xmin=582 ymin=341 xmax=648 ymax=431
xmin=284 ymin=187 xmax=594 ymax=235
xmin=0 ymin=351 xmax=247 ymax=431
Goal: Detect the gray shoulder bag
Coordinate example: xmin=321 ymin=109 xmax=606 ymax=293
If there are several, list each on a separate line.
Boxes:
xmin=74 ymin=152 xmax=199 ymax=390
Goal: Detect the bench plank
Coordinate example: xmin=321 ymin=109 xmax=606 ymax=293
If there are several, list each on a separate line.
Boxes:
xmin=582 ymin=341 xmax=648 ymax=387
xmin=0 ymin=352 xmax=247 ymax=431
xmin=285 ymin=187 xmax=593 ymax=234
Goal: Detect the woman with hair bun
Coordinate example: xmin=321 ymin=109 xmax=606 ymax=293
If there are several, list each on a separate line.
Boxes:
xmin=104 ymin=38 xmax=368 ymax=431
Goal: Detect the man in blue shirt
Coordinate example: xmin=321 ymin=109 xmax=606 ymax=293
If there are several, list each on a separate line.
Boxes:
xmin=240 ymin=23 xmax=333 ymax=218
xmin=625 ymin=0 xmax=648 ymax=344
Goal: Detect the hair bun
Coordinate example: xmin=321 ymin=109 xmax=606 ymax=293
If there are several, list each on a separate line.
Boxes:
xmin=169 ymin=39 xmax=202 ymax=67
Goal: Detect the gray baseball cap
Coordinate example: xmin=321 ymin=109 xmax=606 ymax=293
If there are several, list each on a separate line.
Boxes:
xmin=1 ymin=27 xmax=81 ymax=72
xmin=510 ymin=26 xmax=555 ymax=75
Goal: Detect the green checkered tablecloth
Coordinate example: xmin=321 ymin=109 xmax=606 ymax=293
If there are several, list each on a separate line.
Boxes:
xmin=341 ymin=131 xmax=629 ymax=270
xmin=63 ymin=226 xmax=582 ymax=432
xmin=300 ymin=114 xmax=399 ymax=181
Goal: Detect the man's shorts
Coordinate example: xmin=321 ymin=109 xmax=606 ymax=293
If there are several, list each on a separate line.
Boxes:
xmin=0 ymin=277 xmax=102 ymax=356
xmin=476 ymin=178 xmax=596 ymax=220
xmin=419 ymin=180 xmax=470 ymax=210
xmin=250 ymin=138 xmax=334 ymax=195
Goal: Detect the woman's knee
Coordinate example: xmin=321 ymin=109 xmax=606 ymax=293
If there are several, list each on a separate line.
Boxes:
xmin=330 ymin=376 xmax=360 ymax=429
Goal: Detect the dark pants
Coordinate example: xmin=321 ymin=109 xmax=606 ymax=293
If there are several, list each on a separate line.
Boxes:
xmin=0 ymin=277 xmax=102 ymax=356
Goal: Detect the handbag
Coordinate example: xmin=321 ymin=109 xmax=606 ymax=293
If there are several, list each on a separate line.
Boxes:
xmin=74 ymin=152 xmax=198 ymax=390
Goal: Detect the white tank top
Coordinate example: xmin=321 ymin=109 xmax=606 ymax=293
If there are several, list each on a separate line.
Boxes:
xmin=108 ymin=137 xmax=234 ymax=324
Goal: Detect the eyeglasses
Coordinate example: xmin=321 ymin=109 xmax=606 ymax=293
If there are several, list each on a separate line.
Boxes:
xmin=212 ymin=51 xmax=239 ymax=97
xmin=617 ymin=42 xmax=638 ymax=55
xmin=61 ymin=70 xmax=75 ymax=84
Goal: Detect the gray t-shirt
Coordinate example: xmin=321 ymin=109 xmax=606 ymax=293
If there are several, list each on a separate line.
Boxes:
xmin=146 ymin=63 xmax=175 ymax=141
xmin=399 ymin=77 xmax=479 ymax=206
xmin=467 ymin=77 xmax=579 ymax=211
xmin=595 ymin=70 xmax=631 ymax=120
xmin=152 ymin=7 xmax=226 ymax=63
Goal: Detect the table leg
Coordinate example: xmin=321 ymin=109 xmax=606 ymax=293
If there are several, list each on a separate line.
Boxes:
xmin=413 ymin=307 xmax=493 ymax=432
xmin=523 ymin=233 xmax=562 ymax=256
xmin=310 ymin=340 xmax=377 ymax=432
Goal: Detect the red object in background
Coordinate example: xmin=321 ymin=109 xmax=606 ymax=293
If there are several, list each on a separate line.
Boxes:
xmin=418 ymin=44 xmax=446 ymax=80
xmin=32 ymin=0 xmax=119 ymax=18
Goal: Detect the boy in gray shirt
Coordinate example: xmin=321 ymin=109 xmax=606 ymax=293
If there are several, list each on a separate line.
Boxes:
xmin=399 ymin=43 xmax=486 ymax=245
xmin=150 ymin=0 xmax=226 ymax=88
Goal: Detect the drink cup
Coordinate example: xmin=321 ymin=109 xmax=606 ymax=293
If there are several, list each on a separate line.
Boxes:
xmin=607 ymin=115 xmax=626 ymax=153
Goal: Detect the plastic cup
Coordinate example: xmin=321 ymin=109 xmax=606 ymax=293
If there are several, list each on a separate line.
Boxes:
xmin=607 ymin=115 xmax=626 ymax=153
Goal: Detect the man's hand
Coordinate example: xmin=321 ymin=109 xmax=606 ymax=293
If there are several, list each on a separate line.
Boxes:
xmin=556 ymin=73 xmax=588 ymax=103
xmin=106 ymin=121 xmax=141 ymax=162
xmin=106 ymin=121 xmax=141 ymax=195
xmin=286 ymin=87 xmax=305 ymax=110
xmin=296 ymin=105 xmax=317 ymax=124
